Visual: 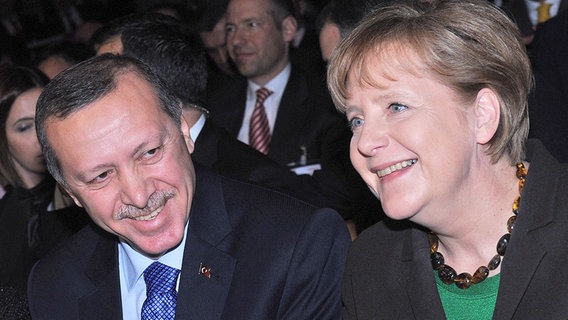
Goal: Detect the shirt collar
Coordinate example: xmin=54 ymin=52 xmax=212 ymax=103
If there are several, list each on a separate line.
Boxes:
xmin=189 ymin=114 xmax=207 ymax=142
xmin=248 ymin=63 xmax=291 ymax=96
xmin=119 ymin=220 xmax=189 ymax=290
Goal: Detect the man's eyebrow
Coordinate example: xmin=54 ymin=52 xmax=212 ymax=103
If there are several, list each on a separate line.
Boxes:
xmin=131 ymin=140 xmax=151 ymax=159
xmin=240 ymin=17 xmax=259 ymax=25
xmin=75 ymin=130 xmax=168 ymax=182
xmin=76 ymin=163 xmax=114 ymax=183
xmin=130 ymin=132 xmax=168 ymax=159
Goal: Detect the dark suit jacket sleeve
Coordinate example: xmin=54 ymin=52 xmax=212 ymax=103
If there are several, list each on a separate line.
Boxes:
xmin=277 ymin=207 xmax=351 ymax=319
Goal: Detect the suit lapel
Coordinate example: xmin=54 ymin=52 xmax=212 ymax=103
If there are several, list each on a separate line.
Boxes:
xmin=78 ymin=227 xmax=122 ymax=320
xmin=227 ymin=79 xmax=248 ymax=136
xmin=493 ymin=223 xmax=548 ymax=319
xmin=175 ymin=167 xmax=236 ymax=320
xmin=175 ymin=233 xmax=236 ymax=320
xmin=402 ymin=227 xmax=447 ymax=319
xmin=269 ymin=69 xmax=310 ymax=163
xmin=493 ymin=142 xmax=558 ymax=319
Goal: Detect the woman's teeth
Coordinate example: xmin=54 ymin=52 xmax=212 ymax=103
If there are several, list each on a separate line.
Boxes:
xmin=377 ymin=159 xmax=417 ymax=178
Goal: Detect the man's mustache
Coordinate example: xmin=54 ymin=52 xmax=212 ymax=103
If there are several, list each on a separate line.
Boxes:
xmin=114 ymin=189 xmax=175 ymax=220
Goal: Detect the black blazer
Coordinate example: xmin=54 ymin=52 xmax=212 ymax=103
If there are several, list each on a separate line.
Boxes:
xmin=28 ymin=166 xmax=351 ymax=319
xmin=342 ymin=140 xmax=568 ymax=319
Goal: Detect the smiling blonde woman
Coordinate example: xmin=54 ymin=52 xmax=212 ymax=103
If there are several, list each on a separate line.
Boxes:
xmin=327 ymin=0 xmax=568 ymax=319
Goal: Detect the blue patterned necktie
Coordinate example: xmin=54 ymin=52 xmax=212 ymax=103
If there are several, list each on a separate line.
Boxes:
xmin=141 ymin=262 xmax=181 ymax=320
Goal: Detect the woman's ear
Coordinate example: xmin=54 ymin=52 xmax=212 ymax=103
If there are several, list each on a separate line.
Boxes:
xmin=474 ymin=88 xmax=500 ymax=145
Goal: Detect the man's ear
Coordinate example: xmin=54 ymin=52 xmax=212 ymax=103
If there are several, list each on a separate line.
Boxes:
xmin=474 ymin=88 xmax=500 ymax=145
xmin=180 ymin=114 xmax=195 ymax=154
xmin=281 ymin=16 xmax=298 ymax=43
xmin=62 ymin=185 xmax=83 ymax=208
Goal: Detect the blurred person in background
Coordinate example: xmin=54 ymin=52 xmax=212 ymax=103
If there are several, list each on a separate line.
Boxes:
xmin=34 ymin=41 xmax=94 ymax=79
xmin=0 ymin=66 xmax=89 ymax=297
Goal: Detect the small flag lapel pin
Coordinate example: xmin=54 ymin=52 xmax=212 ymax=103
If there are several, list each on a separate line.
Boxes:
xmin=198 ymin=262 xmax=212 ymax=279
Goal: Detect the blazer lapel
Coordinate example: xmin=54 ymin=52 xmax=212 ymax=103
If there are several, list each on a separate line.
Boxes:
xmin=493 ymin=143 xmax=558 ymax=319
xmin=402 ymin=227 xmax=447 ymax=319
xmin=78 ymin=228 xmax=122 ymax=320
xmin=175 ymin=167 xmax=236 ymax=320
xmin=493 ymin=222 xmax=548 ymax=320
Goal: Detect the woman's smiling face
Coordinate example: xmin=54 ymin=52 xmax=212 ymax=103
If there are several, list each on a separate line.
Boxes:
xmin=345 ymin=46 xmax=477 ymax=225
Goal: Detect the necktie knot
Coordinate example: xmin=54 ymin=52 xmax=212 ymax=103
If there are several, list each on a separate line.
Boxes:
xmin=142 ymin=262 xmax=180 ymax=319
xmin=144 ymin=261 xmax=180 ymax=294
xmin=256 ymin=87 xmax=272 ymax=104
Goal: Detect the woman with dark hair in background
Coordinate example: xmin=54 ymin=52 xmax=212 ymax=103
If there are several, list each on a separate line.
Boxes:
xmin=0 ymin=66 xmax=89 ymax=298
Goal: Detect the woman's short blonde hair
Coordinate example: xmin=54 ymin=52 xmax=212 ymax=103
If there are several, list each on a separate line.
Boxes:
xmin=327 ymin=0 xmax=532 ymax=163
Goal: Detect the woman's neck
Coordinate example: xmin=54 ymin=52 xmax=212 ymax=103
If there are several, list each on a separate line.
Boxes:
xmin=19 ymin=171 xmax=48 ymax=190
xmin=429 ymin=160 xmax=522 ymax=273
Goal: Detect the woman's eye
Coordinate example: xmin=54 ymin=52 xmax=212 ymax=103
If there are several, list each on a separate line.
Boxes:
xmin=17 ymin=124 xmax=33 ymax=133
xmin=15 ymin=120 xmax=34 ymax=133
xmin=348 ymin=117 xmax=365 ymax=131
xmin=389 ymin=103 xmax=408 ymax=113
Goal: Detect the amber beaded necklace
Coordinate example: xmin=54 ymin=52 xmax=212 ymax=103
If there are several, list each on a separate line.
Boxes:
xmin=428 ymin=163 xmax=527 ymax=289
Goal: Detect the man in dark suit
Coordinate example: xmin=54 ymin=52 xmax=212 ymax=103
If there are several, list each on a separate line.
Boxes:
xmin=528 ymin=9 xmax=568 ymax=162
xmin=27 ymin=54 xmax=350 ymax=319
xmin=209 ymin=0 xmax=344 ymax=167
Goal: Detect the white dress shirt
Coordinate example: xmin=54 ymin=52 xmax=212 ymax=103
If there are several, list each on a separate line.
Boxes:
xmin=189 ymin=114 xmax=207 ymax=142
xmin=237 ymin=63 xmax=291 ymax=145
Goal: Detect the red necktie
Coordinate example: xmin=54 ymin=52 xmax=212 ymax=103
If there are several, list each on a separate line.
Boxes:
xmin=249 ymin=88 xmax=273 ymax=154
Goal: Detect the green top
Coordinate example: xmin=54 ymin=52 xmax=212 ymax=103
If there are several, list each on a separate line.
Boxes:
xmin=436 ymin=272 xmax=500 ymax=320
